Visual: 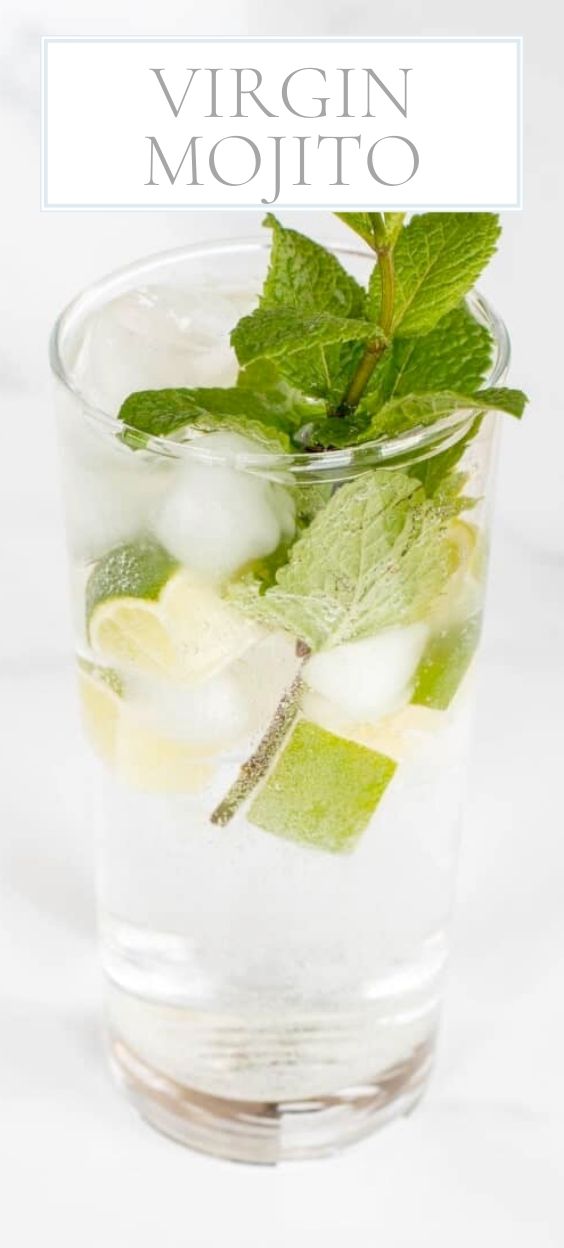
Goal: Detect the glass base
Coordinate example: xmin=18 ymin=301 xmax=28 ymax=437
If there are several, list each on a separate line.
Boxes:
xmin=109 ymin=1034 xmax=434 ymax=1163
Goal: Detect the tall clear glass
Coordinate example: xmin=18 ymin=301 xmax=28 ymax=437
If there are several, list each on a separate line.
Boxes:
xmin=51 ymin=239 xmax=508 ymax=1163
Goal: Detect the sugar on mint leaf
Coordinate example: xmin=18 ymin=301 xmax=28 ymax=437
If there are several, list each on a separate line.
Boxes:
xmin=248 ymin=719 xmax=396 ymax=853
xmin=228 ymin=468 xmax=456 ymax=651
xmin=368 ymin=213 xmax=501 ymax=337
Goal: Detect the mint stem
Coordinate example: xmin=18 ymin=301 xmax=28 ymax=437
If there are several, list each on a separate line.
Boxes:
xmin=340 ymin=246 xmax=395 ymax=412
xmin=210 ymin=653 xmax=310 ymax=827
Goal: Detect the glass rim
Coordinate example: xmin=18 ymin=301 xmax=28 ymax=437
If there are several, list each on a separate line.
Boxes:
xmin=49 ymin=235 xmax=511 ymax=477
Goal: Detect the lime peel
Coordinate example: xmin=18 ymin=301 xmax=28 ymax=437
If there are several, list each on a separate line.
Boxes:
xmin=249 ymin=720 xmax=396 ymax=853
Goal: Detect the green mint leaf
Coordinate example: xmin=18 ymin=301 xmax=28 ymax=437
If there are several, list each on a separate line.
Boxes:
xmin=360 ymin=387 xmax=528 ymax=440
xmin=261 ymin=214 xmax=366 ymax=316
xmin=335 ymin=212 xmax=406 ymax=251
xmin=249 ymin=720 xmax=396 ymax=853
xmin=231 ymin=307 xmax=376 ymax=374
xmin=236 ymin=360 xmax=326 ymax=426
xmin=253 ymin=215 xmax=368 ymax=403
xmin=117 ymin=385 xmax=312 ymax=452
xmin=365 ymin=303 xmax=493 ymax=409
xmin=382 ymin=213 xmax=407 ymax=248
xmin=411 ymin=418 xmax=482 ymax=497
xmin=294 ymin=413 xmax=371 ymax=451
xmin=228 ymin=469 xmax=456 ymax=651
xmin=369 ymin=213 xmax=501 ymax=337
xmin=335 ymin=212 xmax=380 ymax=250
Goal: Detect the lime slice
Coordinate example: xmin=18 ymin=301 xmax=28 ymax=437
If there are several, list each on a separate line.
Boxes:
xmin=115 ymin=709 xmax=214 ymax=794
xmin=249 ymin=720 xmax=396 ymax=853
xmin=411 ymin=614 xmax=481 ymax=710
xmin=87 ymin=539 xmax=178 ymax=677
xmin=432 ymin=519 xmax=485 ymax=630
xmin=87 ymin=539 xmax=258 ymax=681
xmin=78 ymin=664 xmax=122 ymax=763
xmin=77 ymin=650 xmax=216 ymax=792
xmin=449 ymin=518 xmax=478 ymax=570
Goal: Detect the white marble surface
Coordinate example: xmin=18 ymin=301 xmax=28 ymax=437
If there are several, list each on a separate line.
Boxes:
xmin=1 ymin=2 xmax=563 ymax=1244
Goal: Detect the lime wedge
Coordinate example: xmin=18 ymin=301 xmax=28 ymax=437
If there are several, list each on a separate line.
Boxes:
xmin=249 ymin=720 xmax=396 ymax=853
xmin=77 ymin=663 xmax=122 ymax=763
xmin=115 ymin=709 xmax=214 ymax=794
xmin=77 ymin=656 xmax=215 ymax=792
xmin=411 ymin=614 xmax=481 ymax=710
xmin=86 ymin=538 xmax=179 ymax=677
xmin=86 ymin=538 xmax=178 ymax=618
xmin=86 ymin=538 xmax=258 ymax=681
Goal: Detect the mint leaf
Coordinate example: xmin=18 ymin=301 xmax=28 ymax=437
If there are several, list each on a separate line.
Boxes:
xmin=294 ymin=412 xmax=371 ymax=451
xmin=411 ymin=419 xmax=482 ymax=498
xmin=249 ymin=720 xmax=396 ymax=853
xmin=335 ymin=212 xmax=379 ymax=250
xmin=369 ymin=213 xmax=501 ymax=337
xmin=228 ymin=469 xmax=456 ymax=651
xmin=360 ymin=387 xmax=527 ymax=440
xmin=118 ymin=385 xmax=310 ymax=451
xmin=253 ymin=215 xmax=369 ymax=403
xmin=365 ymin=303 xmax=493 ymax=408
xmin=232 ymin=308 xmax=375 ymax=368
xmin=336 ymin=211 xmax=405 ymax=251
xmin=261 ymin=214 xmax=366 ymax=317
xmin=381 ymin=213 xmax=407 ymax=248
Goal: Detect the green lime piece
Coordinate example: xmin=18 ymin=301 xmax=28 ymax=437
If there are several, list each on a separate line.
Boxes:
xmin=86 ymin=538 xmax=178 ymax=623
xmin=77 ymin=655 xmax=123 ymax=697
xmin=248 ymin=720 xmax=396 ymax=854
xmin=411 ymin=614 xmax=482 ymax=710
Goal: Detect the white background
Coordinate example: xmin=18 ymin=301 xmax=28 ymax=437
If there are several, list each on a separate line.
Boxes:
xmin=1 ymin=2 xmax=563 ymax=1247
xmin=43 ymin=38 xmax=520 ymax=208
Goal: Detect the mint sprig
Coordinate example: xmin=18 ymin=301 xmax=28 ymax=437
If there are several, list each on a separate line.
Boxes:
xmin=367 ymin=212 xmax=501 ymax=337
xmin=118 ymin=213 xmax=527 ymax=462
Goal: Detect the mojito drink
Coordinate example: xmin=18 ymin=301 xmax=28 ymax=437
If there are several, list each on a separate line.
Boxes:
xmin=52 ymin=215 xmax=526 ymax=1162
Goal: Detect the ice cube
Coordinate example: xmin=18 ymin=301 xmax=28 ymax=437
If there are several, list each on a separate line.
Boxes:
xmin=58 ymin=402 xmax=171 ymax=562
xmin=153 ymin=433 xmax=295 ymax=582
xmin=125 ymin=667 xmax=251 ymax=749
xmin=71 ymin=283 xmax=255 ymax=414
xmin=231 ymin=631 xmax=300 ymax=731
xmin=305 ymin=624 xmax=429 ymax=723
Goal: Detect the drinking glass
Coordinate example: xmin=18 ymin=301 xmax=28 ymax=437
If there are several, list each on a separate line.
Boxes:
xmin=51 ymin=238 xmax=508 ymax=1163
